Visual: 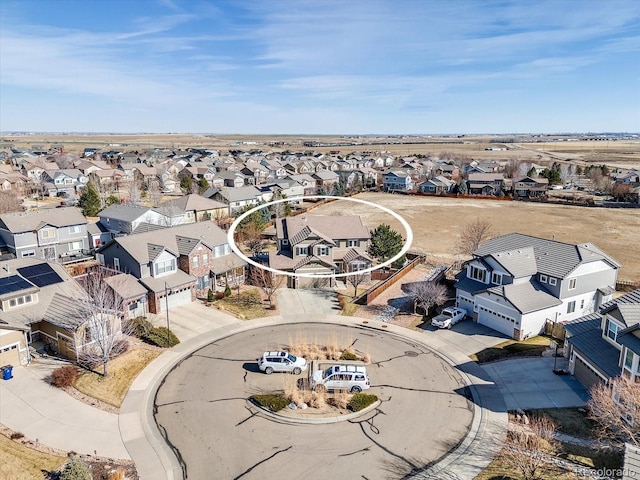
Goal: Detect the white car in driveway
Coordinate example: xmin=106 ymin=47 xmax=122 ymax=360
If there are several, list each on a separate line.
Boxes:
xmin=431 ymin=307 xmax=466 ymax=329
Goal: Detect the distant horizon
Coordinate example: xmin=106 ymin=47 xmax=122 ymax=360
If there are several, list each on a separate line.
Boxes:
xmin=2 ymin=0 xmax=639 ymax=133
xmin=3 ymin=131 xmax=639 ymax=136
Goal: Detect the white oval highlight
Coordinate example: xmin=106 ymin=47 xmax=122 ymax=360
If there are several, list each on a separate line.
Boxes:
xmin=227 ymin=195 xmax=414 ymax=279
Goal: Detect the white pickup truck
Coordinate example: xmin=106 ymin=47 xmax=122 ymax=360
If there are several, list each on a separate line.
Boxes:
xmin=431 ymin=307 xmax=466 ymax=329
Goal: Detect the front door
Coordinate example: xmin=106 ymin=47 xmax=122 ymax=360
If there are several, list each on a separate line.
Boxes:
xmin=43 ymin=246 xmax=56 ymax=261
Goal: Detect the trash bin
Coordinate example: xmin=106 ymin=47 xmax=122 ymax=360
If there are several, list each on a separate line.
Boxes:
xmin=1 ymin=365 xmax=13 ymax=380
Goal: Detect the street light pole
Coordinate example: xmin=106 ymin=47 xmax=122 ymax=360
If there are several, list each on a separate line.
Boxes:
xmin=164 ymin=282 xmax=170 ymax=346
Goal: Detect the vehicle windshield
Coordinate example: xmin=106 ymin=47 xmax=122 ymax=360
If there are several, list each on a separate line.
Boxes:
xmin=324 ymin=367 xmax=333 ymax=378
xmin=287 ymin=353 xmax=297 ymax=362
xmin=442 ymin=310 xmax=453 ymax=318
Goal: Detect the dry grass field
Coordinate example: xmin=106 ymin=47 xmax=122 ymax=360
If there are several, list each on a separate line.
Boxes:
xmin=3 ymin=133 xmax=638 ymax=167
xmin=309 ymin=192 xmax=640 ymax=282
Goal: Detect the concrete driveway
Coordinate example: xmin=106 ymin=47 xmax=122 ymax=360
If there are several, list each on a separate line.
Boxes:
xmin=276 ymin=288 xmax=341 ymax=316
xmin=147 ymin=301 xmax=240 ymax=343
xmin=419 ymin=318 xmax=509 ymax=357
xmin=483 ymin=357 xmax=590 ymax=411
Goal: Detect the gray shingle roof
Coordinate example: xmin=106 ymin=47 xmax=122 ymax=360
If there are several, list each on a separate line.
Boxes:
xmin=484 ymin=280 xmax=562 ymax=313
xmin=105 ymin=273 xmax=148 ymax=300
xmin=209 ymin=253 xmax=247 ymax=275
xmin=104 ymin=222 xmax=229 ymax=265
xmin=139 ymin=269 xmax=195 ymax=293
xmin=600 ymin=289 xmax=640 ymax=314
xmin=565 ymin=313 xmax=621 ymax=379
xmin=474 ymin=233 xmax=619 ymax=278
xmin=490 ymin=247 xmax=537 ymax=278
xmin=98 ymin=204 xmax=152 ymax=223
xmin=617 ymin=326 xmax=640 ymax=355
xmin=212 ymin=186 xmax=262 ymax=203
xmin=277 ymin=216 xmax=369 ymax=243
xmin=158 ymin=194 xmax=227 ymax=212
xmin=0 ymin=207 xmax=86 ymax=233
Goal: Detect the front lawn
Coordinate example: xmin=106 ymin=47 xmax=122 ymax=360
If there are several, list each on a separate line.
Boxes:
xmin=470 ymin=336 xmax=550 ymax=363
xmin=528 ymin=407 xmax=597 ymax=439
xmin=74 ymin=347 xmax=162 ymax=407
xmin=212 ymin=288 xmax=268 ymax=319
xmin=0 ymin=432 xmax=66 ymax=480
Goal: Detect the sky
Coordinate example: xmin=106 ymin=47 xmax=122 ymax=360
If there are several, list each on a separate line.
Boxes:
xmin=1 ymin=0 xmax=639 ymax=135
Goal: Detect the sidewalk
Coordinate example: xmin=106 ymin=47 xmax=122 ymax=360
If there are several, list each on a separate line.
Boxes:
xmin=0 ymin=355 xmax=129 ymax=459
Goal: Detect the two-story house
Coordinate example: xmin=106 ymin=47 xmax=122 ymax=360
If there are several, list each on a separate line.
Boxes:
xmin=286 ymin=174 xmax=317 ymax=196
xmin=313 ymin=170 xmax=340 ymax=192
xmin=44 ymin=169 xmax=88 ymax=197
xmin=418 ymin=176 xmax=456 ymax=194
xmin=268 ymin=215 xmax=372 ymax=288
xmin=382 ymin=171 xmax=413 ymax=192
xmin=0 ymin=258 xmax=122 ymax=365
xmin=466 ymin=173 xmax=505 ymax=196
xmin=96 ymin=222 xmax=246 ymax=312
xmin=0 ymin=207 xmax=89 ymax=261
xmin=455 ymin=233 xmax=618 ymax=340
xmin=564 ymin=289 xmax=640 ymax=389
xmin=512 ymin=176 xmax=549 ymax=198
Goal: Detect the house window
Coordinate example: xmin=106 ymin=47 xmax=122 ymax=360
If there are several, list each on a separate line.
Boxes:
xmin=155 ymin=259 xmax=176 ymax=275
xmin=347 ymin=240 xmax=360 ymax=247
xmin=40 ymin=229 xmax=56 ymax=239
xmin=491 ymin=272 xmax=502 ymax=285
xmin=114 ymin=257 xmax=120 ymax=271
xmin=202 ymin=253 xmax=209 ymax=265
xmin=192 ymin=256 xmax=199 ymax=268
xmin=549 ymin=277 xmax=557 ymax=286
xmin=70 ymin=241 xmax=83 ymax=251
xmin=296 ymin=245 xmax=309 ymax=256
xmin=69 ymin=226 xmax=81 ymax=234
xmin=317 ymin=246 xmax=329 ymax=256
xmin=567 ymin=301 xmax=576 ymax=314
xmin=580 ymin=299 xmax=584 ymax=309
xmin=568 ymin=278 xmax=577 ymax=290
xmin=8 ymin=294 xmax=33 ymax=309
xmin=625 ymin=349 xmax=634 ymax=369
xmin=539 ymin=274 xmax=547 ymax=283
xmin=469 ymin=266 xmax=487 ymax=283
xmin=21 ymin=250 xmax=35 ymax=257
xmin=282 ymin=239 xmax=289 ymax=246
xmin=607 ymin=320 xmax=621 ymax=342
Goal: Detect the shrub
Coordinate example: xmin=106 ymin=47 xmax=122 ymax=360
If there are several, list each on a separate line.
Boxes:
xmin=239 ymin=289 xmax=261 ymax=306
xmin=107 ymin=469 xmax=125 ymax=480
xmin=10 ymin=431 xmax=24 ymax=440
xmin=144 ymin=326 xmax=180 ymax=348
xmin=348 ymin=393 xmax=378 ymax=412
xmin=337 ymin=294 xmax=348 ymax=310
xmin=130 ymin=317 xmax=153 ymax=338
xmin=60 ymin=457 xmax=91 ymax=480
xmin=207 ymin=289 xmax=215 ymax=302
xmin=331 ymin=389 xmax=352 ymax=409
xmin=215 ymin=291 xmax=225 ymax=300
xmin=224 ymin=283 xmax=232 ymax=297
xmin=251 ymin=394 xmax=289 ymax=412
xmin=340 ymin=350 xmax=358 ymax=361
xmin=51 ymin=365 xmax=78 ymax=388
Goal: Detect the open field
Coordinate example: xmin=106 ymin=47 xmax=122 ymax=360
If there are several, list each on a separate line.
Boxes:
xmin=3 ymin=133 xmax=638 ymax=167
xmin=309 ymin=192 xmax=640 ymax=282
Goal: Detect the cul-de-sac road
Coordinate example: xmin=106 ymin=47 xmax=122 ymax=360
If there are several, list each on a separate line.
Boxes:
xmin=153 ymin=322 xmax=474 ymax=479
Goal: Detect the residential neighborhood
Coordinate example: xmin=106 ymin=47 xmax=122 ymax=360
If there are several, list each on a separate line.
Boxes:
xmin=0 ymin=142 xmax=638 ymax=480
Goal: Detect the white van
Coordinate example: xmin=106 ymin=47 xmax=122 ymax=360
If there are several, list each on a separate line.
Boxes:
xmin=311 ymin=364 xmax=370 ymax=393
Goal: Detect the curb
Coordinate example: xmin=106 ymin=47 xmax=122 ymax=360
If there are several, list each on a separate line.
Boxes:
xmin=246 ymin=398 xmax=382 ymax=425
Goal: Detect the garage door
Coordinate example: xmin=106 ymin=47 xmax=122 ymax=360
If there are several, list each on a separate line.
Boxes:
xmin=573 ymin=355 xmax=604 ymax=390
xmin=159 ymin=287 xmax=192 ymax=312
xmin=478 ymin=310 xmax=514 ymax=337
xmin=0 ymin=343 xmax=20 ymax=366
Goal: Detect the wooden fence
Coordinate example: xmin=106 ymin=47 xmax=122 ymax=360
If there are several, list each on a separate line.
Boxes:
xmin=354 ymin=253 xmax=426 ymax=305
xmin=544 ymin=321 xmax=566 ymax=342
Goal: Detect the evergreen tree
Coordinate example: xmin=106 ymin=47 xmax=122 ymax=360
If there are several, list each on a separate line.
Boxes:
xmin=198 ymin=177 xmax=209 ymax=194
xmin=78 ymin=182 xmax=101 ymax=216
xmin=180 ymin=176 xmax=193 ymax=194
xmin=369 ymin=224 xmax=405 ymax=267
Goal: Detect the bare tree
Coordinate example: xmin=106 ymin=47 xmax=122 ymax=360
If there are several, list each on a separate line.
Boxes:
xmin=148 ymin=180 xmax=163 ymax=207
xmin=76 ymin=267 xmax=131 ymax=377
xmin=346 ymin=270 xmax=368 ymax=298
xmin=127 ymin=180 xmax=142 ymax=205
xmin=405 ymin=281 xmax=447 ymax=315
xmin=0 ymin=191 xmax=24 ymax=214
xmin=502 ymin=415 xmax=558 ymax=480
xmin=248 ymin=266 xmax=285 ymax=308
xmin=456 ymin=219 xmax=493 ymax=257
xmin=588 ymin=377 xmax=640 ymax=446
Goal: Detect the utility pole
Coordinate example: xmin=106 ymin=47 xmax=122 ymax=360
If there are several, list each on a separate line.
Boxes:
xmin=164 ymin=282 xmax=170 ymax=346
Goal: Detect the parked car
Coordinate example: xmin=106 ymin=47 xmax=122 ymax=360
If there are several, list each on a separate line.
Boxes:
xmin=257 ymin=351 xmax=307 ymax=375
xmin=431 ymin=307 xmax=466 ymax=329
xmin=311 ymin=364 xmax=370 ymax=393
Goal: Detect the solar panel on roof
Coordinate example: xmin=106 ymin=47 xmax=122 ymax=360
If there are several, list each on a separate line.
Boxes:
xmin=0 ymin=275 xmax=34 ymax=295
xmin=17 ymin=264 xmax=63 ymax=287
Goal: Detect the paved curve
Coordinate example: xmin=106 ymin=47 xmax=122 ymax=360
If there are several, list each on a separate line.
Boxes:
xmin=120 ymin=312 xmax=508 ymax=480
